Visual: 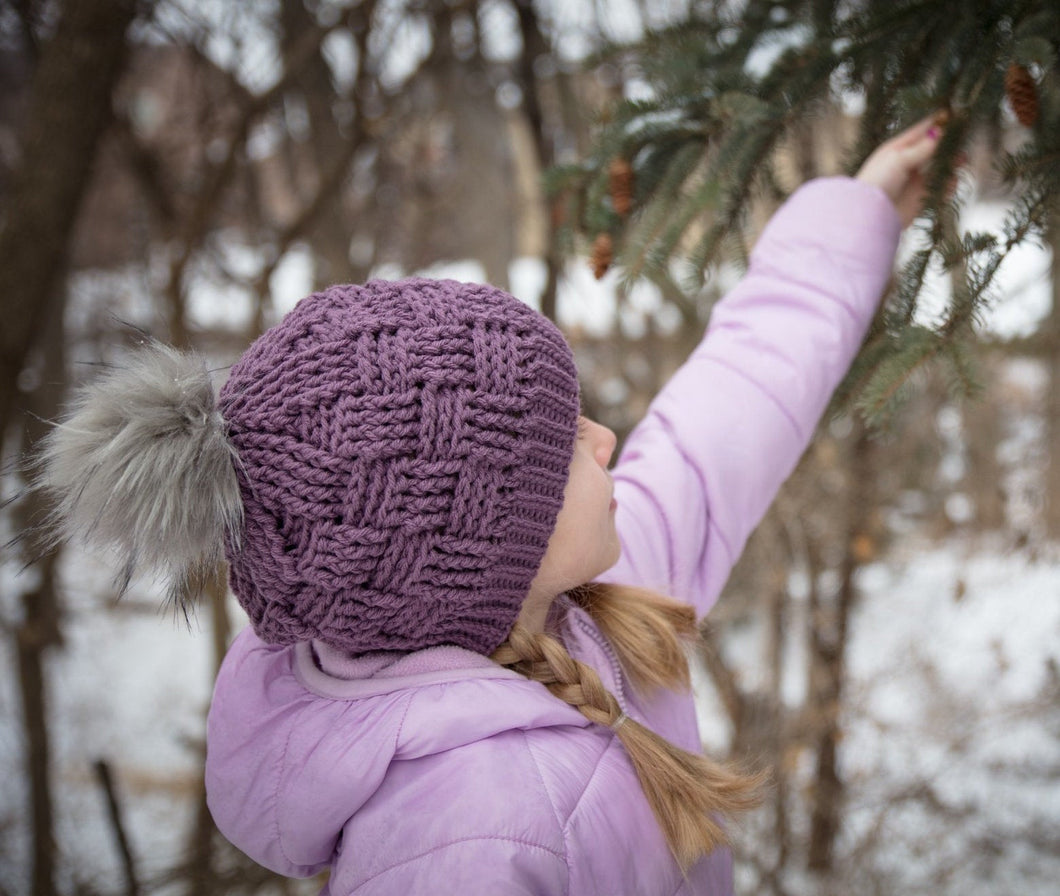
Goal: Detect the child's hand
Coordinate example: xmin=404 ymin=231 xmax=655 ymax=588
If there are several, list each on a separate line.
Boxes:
xmin=856 ymin=115 xmax=945 ymax=228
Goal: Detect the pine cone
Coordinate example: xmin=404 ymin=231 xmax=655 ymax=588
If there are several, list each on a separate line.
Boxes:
xmin=851 ymin=533 xmax=876 ymax=565
xmin=1005 ymin=63 xmax=1039 ymax=127
xmin=591 ymin=233 xmax=613 ymax=279
xmin=609 ymin=157 xmax=634 ymax=218
xmin=550 ymin=196 xmax=567 ymax=230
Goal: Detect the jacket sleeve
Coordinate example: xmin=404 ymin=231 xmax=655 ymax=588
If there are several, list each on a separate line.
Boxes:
xmin=603 ymin=177 xmax=901 ymax=618
xmin=344 ymin=837 xmax=569 ymax=895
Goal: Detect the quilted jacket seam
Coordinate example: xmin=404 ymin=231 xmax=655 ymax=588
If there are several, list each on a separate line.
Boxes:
xmin=350 ymin=835 xmax=567 ymax=892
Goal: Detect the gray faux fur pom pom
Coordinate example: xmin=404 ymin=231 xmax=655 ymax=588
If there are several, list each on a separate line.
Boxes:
xmin=37 ymin=341 xmax=243 ymax=607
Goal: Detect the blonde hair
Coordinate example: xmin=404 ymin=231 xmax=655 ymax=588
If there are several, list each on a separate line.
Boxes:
xmin=491 ymin=582 xmax=765 ymax=869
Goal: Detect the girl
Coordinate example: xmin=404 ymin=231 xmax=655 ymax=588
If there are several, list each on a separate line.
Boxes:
xmin=40 ymin=118 xmax=942 ymax=894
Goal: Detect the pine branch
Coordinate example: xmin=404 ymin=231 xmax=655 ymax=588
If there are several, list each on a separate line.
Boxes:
xmin=562 ymin=0 xmax=1060 ymax=419
xmin=856 ymin=326 xmax=941 ymax=420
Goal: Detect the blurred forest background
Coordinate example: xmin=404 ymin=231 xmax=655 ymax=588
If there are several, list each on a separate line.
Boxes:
xmin=1 ymin=1 xmax=1058 ymax=895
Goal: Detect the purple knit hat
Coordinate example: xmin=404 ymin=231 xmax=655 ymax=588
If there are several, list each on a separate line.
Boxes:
xmin=218 ymin=278 xmax=580 ymax=656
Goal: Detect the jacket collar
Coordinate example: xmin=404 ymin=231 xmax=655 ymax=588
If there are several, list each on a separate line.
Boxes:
xmin=294 ymin=638 xmax=525 ymax=700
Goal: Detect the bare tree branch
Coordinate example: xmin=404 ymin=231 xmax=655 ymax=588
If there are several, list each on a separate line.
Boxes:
xmin=93 ymin=759 xmax=141 ymax=896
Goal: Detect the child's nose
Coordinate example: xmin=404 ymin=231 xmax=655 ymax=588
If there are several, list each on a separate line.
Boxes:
xmin=594 ymin=422 xmax=617 ymax=466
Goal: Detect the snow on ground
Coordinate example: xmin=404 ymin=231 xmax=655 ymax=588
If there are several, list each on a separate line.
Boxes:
xmin=840 ymin=541 xmax=1060 ymax=893
xmin=713 ymin=536 xmax=1060 ymax=895
xmin=0 ymin=548 xmax=218 ymax=895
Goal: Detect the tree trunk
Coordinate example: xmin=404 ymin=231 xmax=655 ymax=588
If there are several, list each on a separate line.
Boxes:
xmin=279 ymin=0 xmax=374 ymax=291
xmin=15 ymin=290 xmax=68 ymax=896
xmin=963 ymin=363 xmax=1006 ymax=532
xmin=0 ymin=0 xmax=136 ymax=434
xmin=807 ymin=426 xmax=872 ymax=871
xmin=512 ymin=0 xmax=560 ymax=321
xmin=17 ymin=571 xmax=61 ymax=896
xmin=1044 ymin=217 xmax=1060 ymax=539
xmin=180 ymin=572 xmax=232 ymax=896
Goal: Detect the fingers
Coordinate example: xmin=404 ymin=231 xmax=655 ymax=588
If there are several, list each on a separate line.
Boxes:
xmin=892 ymin=114 xmax=942 ymax=147
xmin=882 ymin=111 xmax=948 ymax=176
xmin=897 ymin=125 xmax=943 ymax=170
xmin=855 ymin=109 xmax=956 ymax=226
xmin=887 ymin=110 xmax=952 ymax=156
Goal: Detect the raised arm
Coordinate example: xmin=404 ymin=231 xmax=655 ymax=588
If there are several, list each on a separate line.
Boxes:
xmin=603 ymin=117 xmax=943 ymax=616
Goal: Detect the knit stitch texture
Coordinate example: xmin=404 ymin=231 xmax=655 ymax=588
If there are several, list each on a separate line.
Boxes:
xmin=219 ymin=278 xmax=580 ymax=655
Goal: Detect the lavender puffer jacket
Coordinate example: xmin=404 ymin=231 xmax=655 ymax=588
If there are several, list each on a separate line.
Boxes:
xmin=205 ymin=178 xmax=901 ymax=895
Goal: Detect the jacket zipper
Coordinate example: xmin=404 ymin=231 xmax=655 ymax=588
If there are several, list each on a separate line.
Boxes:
xmin=572 ymin=610 xmax=631 ymax=717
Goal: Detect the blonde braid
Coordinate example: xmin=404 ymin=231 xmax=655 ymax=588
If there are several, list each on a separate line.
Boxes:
xmin=492 ymin=590 xmax=765 ymax=869
xmin=492 ymin=624 xmax=624 ymax=729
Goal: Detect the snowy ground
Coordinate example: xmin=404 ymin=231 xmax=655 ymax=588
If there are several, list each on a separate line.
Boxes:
xmin=836 ymin=541 xmax=1060 ymax=893
xmin=0 ymin=550 xmax=218 ymax=895
xmin=687 ymin=535 xmax=1060 ymax=895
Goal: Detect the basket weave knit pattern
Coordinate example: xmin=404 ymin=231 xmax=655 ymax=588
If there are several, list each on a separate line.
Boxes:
xmin=219 ymin=278 xmax=580 ymax=656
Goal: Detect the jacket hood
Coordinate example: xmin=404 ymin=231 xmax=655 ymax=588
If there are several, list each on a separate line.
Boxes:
xmin=205 ymin=626 xmax=588 ymax=878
